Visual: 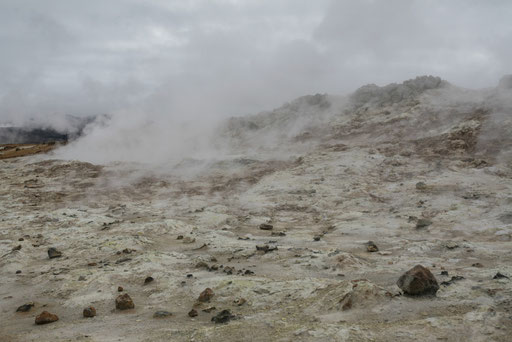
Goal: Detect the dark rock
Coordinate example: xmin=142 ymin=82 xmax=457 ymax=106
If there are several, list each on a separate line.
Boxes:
xmin=259 ymin=223 xmax=273 ymax=230
xmin=256 ymin=245 xmax=278 ymax=253
xmin=18 ymin=237 xmax=24 ymax=241
xmin=78 ymin=276 xmax=86 ymax=281
xmin=47 ymin=247 xmax=62 ymax=259
xmin=472 ymin=263 xmax=484 ymax=268
xmin=153 ymin=311 xmax=172 ymax=318
xmin=177 ymin=235 xmax=184 ymax=240
xmin=144 ymin=276 xmax=154 ymax=284
xmin=244 ymin=270 xmax=254 ymax=275
xmin=188 ymin=309 xmax=198 ymax=317
xmin=493 ymin=272 xmax=509 ymax=280
xmin=12 ymin=245 xmax=21 ymax=251
xmin=366 ymin=241 xmax=379 ymax=252
xmin=211 ymin=309 xmax=235 ymax=324
xmin=271 ymin=231 xmax=286 ymax=237
xmin=397 ymin=265 xmax=439 ymax=295
xmin=440 ymin=271 xmax=449 ymax=276
xmin=416 ymin=219 xmax=432 ymax=229
xmin=313 ymin=235 xmax=321 ymax=241
xmin=195 ymin=261 xmax=209 ymax=269
xmin=441 ymin=275 xmax=464 ymax=286
xmin=198 ymin=288 xmax=214 ymax=302
xmin=415 ymin=182 xmax=427 ymax=190
xmin=35 ymin=311 xmax=59 ymax=324
xmin=187 ymin=274 xmax=193 ymax=278
xmin=115 ymin=257 xmax=131 ymax=264
xmin=83 ymin=306 xmax=96 ymax=318
xmin=16 ymin=270 xmax=21 ymax=274
xmin=118 ymin=286 xmax=124 ymax=292
xmin=16 ymin=303 xmax=34 ymax=312
xmin=115 ymin=293 xmax=135 ymax=310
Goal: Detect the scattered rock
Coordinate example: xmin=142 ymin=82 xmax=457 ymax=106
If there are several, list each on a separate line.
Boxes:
xmin=198 ymin=288 xmax=214 ymax=302
xmin=195 ymin=261 xmax=209 ymax=269
xmin=183 ymin=236 xmax=196 ymax=244
xmin=259 ymin=223 xmax=273 ymax=230
xmin=16 ymin=302 xmax=34 ymax=312
xmin=366 ymin=241 xmax=379 ymax=252
xmin=493 ymin=272 xmax=509 ymax=280
xmin=441 ymin=275 xmax=464 ymax=286
xmin=256 ymin=245 xmax=278 ymax=253
xmin=271 ymin=231 xmax=286 ymax=237
xmin=35 ymin=311 xmax=59 ymax=325
xmin=153 ymin=311 xmax=172 ymax=318
xmin=416 ymin=219 xmax=432 ymax=229
xmin=47 ymin=247 xmax=62 ymax=259
xmin=415 ymin=182 xmax=427 ymax=190
xmin=188 ymin=309 xmax=198 ymax=317
xmin=234 ymin=298 xmax=246 ymax=306
xmin=211 ymin=309 xmax=235 ymax=324
xmin=83 ymin=306 xmax=96 ymax=318
xmin=397 ymin=265 xmax=439 ymax=295
xmin=144 ymin=276 xmax=154 ymax=284
xmin=115 ymin=293 xmax=135 ymax=310
xmin=118 ymin=286 xmax=124 ymax=292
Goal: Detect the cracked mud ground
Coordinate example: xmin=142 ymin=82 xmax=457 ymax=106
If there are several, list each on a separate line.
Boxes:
xmin=1 ymin=77 xmax=512 ymax=341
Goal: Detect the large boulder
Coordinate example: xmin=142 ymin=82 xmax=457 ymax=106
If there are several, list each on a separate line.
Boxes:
xmin=397 ymin=265 xmax=439 ymax=295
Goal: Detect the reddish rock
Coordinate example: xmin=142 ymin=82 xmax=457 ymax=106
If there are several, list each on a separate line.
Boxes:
xmin=35 ymin=311 xmax=59 ymax=325
xmin=83 ymin=306 xmax=96 ymax=317
xmin=397 ymin=265 xmax=439 ymax=295
xmin=198 ymin=288 xmax=214 ymax=302
xmin=115 ymin=293 xmax=135 ymax=310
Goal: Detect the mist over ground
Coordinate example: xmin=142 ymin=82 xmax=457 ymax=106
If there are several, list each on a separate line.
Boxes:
xmin=1 ymin=0 xmax=511 ymax=164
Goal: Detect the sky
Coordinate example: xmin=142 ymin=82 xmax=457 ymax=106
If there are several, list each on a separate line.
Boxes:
xmin=0 ymin=0 xmax=511 ymax=128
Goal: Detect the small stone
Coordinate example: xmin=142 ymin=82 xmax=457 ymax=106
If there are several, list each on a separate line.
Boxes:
xmin=415 ymin=182 xmax=427 ymax=190
xmin=198 ymin=288 xmax=214 ymax=302
xmin=47 ymin=247 xmax=62 ymax=259
xmin=144 ymin=276 xmax=154 ymax=284
xmin=118 ymin=286 xmax=124 ymax=292
xmin=256 ymin=245 xmax=278 ymax=253
xmin=366 ymin=241 xmax=379 ymax=252
xmin=83 ymin=306 xmax=96 ymax=318
xmin=78 ymin=276 xmax=86 ymax=281
xmin=195 ymin=261 xmax=209 ymax=269
xmin=87 ymin=262 xmax=97 ymax=266
xmin=313 ymin=235 xmax=321 ymax=241
xmin=16 ymin=302 xmax=34 ymax=312
xmin=35 ymin=311 xmax=59 ymax=324
xmin=211 ymin=309 xmax=234 ymax=324
xmin=416 ymin=219 xmax=432 ymax=229
xmin=18 ymin=237 xmax=24 ymax=241
xmin=271 ymin=231 xmax=286 ymax=237
xmin=187 ymin=274 xmax=193 ymax=278
xmin=234 ymin=298 xmax=246 ymax=306
xmin=153 ymin=311 xmax=172 ymax=318
xmin=188 ymin=309 xmax=198 ymax=317
xmin=472 ymin=263 xmax=484 ymax=268
xmin=16 ymin=270 xmax=21 ymax=274
xmin=397 ymin=265 xmax=439 ymax=296
xmin=202 ymin=306 xmax=216 ymax=313
xmin=493 ymin=272 xmax=509 ymax=280
xmin=259 ymin=223 xmax=273 ymax=230
xmin=177 ymin=235 xmax=184 ymax=240
xmin=182 ymin=236 xmax=196 ymax=244
xmin=12 ymin=245 xmax=21 ymax=251
xmin=115 ymin=293 xmax=135 ymax=310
